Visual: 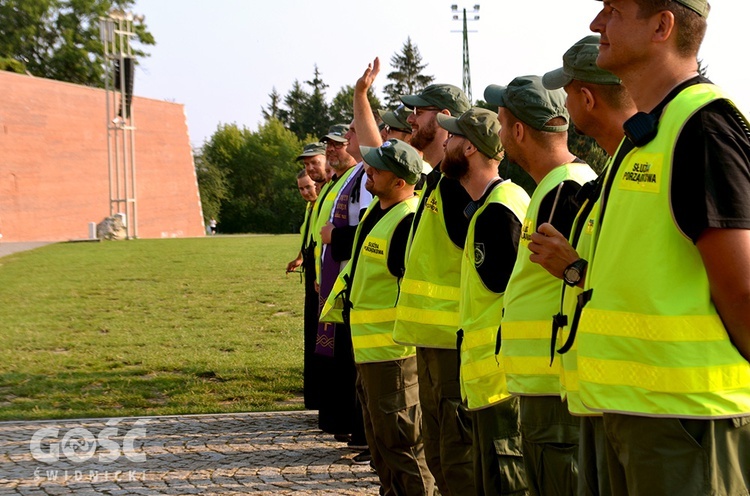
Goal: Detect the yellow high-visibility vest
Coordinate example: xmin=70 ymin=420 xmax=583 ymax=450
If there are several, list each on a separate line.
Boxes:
xmin=459 ymin=180 xmax=529 ymax=410
xmin=579 ymin=84 xmax=750 ymax=418
xmin=501 ymin=162 xmax=596 ymax=395
xmin=394 ymin=177 xmax=462 ymax=349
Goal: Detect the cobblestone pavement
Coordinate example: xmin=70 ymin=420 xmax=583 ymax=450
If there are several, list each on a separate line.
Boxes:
xmin=0 ymin=411 xmax=380 ymax=495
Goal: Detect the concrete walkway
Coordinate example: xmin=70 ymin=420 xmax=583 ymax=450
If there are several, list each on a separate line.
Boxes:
xmin=0 ymin=411 xmax=380 ymax=495
xmin=0 ymin=242 xmax=53 ymax=259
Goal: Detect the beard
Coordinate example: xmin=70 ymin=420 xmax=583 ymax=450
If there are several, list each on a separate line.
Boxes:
xmin=441 ymin=145 xmax=470 ymax=180
xmin=409 ymin=117 xmax=438 ymax=152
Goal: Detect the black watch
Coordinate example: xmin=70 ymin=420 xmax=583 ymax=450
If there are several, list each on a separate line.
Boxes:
xmin=563 ymin=258 xmax=588 ymax=287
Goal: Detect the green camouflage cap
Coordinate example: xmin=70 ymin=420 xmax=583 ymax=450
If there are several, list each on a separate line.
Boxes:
xmin=484 ymin=75 xmax=569 ymax=133
xmin=436 ymin=108 xmax=503 ymax=160
xmin=377 ymin=104 xmax=413 ymax=133
xmin=400 ymin=84 xmax=471 ymax=117
xmin=360 ymin=139 xmax=423 ymax=185
xmin=595 ymin=0 xmax=709 ymax=17
xmin=296 ymin=141 xmax=327 ymax=161
xmin=321 ymin=123 xmax=349 ymax=143
xmin=542 ymin=35 xmax=621 ymax=90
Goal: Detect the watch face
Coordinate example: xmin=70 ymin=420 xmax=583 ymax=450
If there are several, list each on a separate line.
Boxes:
xmin=564 ymin=266 xmax=580 ymax=285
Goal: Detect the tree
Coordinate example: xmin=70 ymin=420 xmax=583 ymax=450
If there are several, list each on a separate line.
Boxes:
xmin=194 ymin=147 xmax=229 ymax=224
xmin=297 ymin=65 xmax=331 ymax=139
xmin=203 ymin=120 xmax=305 ymax=234
xmin=282 ymin=80 xmax=311 ymax=140
xmin=329 ymin=85 xmax=382 ymax=125
xmin=383 ymin=37 xmax=435 ymax=108
xmin=0 ymin=0 xmax=155 ymax=87
xmin=262 ymin=87 xmax=284 ymax=122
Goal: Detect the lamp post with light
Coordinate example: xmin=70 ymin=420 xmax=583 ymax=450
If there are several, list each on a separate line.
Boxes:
xmin=451 ymin=4 xmax=479 ymax=102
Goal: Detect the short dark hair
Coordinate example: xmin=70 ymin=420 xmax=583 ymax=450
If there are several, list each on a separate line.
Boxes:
xmin=296 ymin=169 xmax=309 ymax=179
xmin=569 ymin=80 xmax=634 ymax=112
xmin=634 ymin=0 xmax=708 ymax=57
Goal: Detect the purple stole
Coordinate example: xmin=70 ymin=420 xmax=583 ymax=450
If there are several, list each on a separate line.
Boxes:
xmin=315 ymin=167 xmax=362 ymax=357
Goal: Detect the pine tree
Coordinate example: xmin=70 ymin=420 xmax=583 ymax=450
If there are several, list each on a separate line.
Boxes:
xmin=383 ymin=37 xmax=435 ymax=107
xmin=262 ymin=87 xmax=284 ymax=122
xmin=283 ymin=80 xmax=311 ymax=140
xmin=329 ymin=85 xmax=382 ymax=125
xmin=299 ymin=65 xmax=331 ymax=139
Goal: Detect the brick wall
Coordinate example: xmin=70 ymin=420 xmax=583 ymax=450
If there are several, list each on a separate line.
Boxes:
xmin=0 ymin=71 xmax=205 ymax=242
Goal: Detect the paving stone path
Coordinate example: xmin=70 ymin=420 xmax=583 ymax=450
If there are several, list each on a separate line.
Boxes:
xmin=0 ymin=411 xmax=380 ymax=495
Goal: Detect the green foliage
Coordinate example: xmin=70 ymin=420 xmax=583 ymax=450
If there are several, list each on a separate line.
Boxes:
xmin=0 ymin=0 xmax=155 ymax=87
xmin=383 ymin=37 xmax=435 ymax=108
xmin=0 ymin=236 xmax=306 ymax=420
xmin=568 ymin=131 xmax=609 ymax=174
xmin=194 ymin=147 xmax=229 ymax=223
xmin=0 ymin=56 xmax=25 ymax=73
xmin=329 ymin=84 xmax=382 ymax=124
xmin=202 ymin=120 xmax=306 ymax=234
xmin=262 ymin=87 xmax=284 ymax=121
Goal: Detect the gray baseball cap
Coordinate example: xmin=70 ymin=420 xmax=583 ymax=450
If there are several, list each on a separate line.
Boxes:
xmin=321 ymin=123 xmax=349 ymax=143
xmin=436 ymin=108 xmax=503 ymax=160
xmin=543 ymin=35 xmax=621 ymax=90
xmin=400 ymin=84 xmax=471 ymax=117
xmin=485 ymin=76 xmax=569 ymax=133
xmin=296 ymin=142 xmax=327 ymax=161
xmin=360 ymin=139 xmax=423 ymax=185
xmin=377 ymin=104 xmax=413 ymax=133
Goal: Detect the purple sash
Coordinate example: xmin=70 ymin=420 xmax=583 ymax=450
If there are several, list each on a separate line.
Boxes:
xmin=315 ymin=167 xmax=361 ymax=357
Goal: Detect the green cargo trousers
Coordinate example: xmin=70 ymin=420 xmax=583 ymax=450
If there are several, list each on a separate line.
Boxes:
xmin=417 ymin=347 xmax=475 ymax=496
xmin=356 ymin=357 xmax=435 ymax=496
xmin=519 ymin=396 xmax=580 ymax=496
xmin=602 ymin=412 xmax=750 ymax=496
xmin=471 ymin=397 xmax=529 ymax=495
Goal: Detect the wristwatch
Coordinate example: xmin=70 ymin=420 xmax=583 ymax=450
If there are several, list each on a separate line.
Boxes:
xmin=563 ymin=258 xmax=588 ymax=287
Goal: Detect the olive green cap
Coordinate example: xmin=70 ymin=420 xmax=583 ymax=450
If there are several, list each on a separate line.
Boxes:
xmin=377 ymin=104 xmax=413 ymax=133
xmin=595 ymin=0 xmax=709 ymax=17
xmin=400 ymin=84 xmax=471 ymax=117
xmin=360 ymin=139 xmax=423 ymax=185
xmin=484 ymin=75 xmax=569 ymax=133
xmin=296 ymin=141 xmax=327 ymax=161
xmin=542 ymin=35 xmax=621 ymax=89
xmin=436 ymin=108 xmax=503 ymax=160
xmin=320 ymin=123 xmax=349 ymax=143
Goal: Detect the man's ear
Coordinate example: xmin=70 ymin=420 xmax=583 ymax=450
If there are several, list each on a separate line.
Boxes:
xmin=514 ymin=121 xmax=525 ymax=142
xmin=581 ymin=86 xmax=595 ymax=111
xmin=464 ymin=142 xmax=478 ymax=158
xmin=653 ymin=10 xmax=676 ymax=43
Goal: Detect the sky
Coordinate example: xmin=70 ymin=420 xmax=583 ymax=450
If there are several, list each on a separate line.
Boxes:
xmin=131 ymin=0 xmax=750 ymax=149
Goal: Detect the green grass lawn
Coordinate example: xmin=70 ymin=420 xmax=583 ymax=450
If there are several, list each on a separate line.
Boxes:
xmin=0 ymin=235 xmax=307 ymax=420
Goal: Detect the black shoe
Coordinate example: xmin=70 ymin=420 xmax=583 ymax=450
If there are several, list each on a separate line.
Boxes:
xmin=347 ymin=440 xmax=367 ymax=450
xmin=333 ymin=433 xmax=351 ymax=443
xmin=352 ymin=449 xmax=371 ymax=465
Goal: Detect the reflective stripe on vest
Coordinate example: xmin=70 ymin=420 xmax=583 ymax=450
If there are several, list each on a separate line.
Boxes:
xmin=502 ymin=163 xmax=597 ymax=395
xmin=394 ymin=178 xmax=463 ymax=349
xmin=579 ymin=83 xmax=750 ymax=418
xmin=347 ymin=197 xmax=419 ymax=364
xmin=459 ymin=180 xmax=530 ymax=410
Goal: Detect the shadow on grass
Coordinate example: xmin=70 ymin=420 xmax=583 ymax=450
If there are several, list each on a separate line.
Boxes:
xmin=0 ymin=367 xmax=304 ymax=421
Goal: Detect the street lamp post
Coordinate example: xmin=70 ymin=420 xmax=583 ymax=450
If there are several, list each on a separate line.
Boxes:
xmin=451 ymin=4 xmax=480 ymax=102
